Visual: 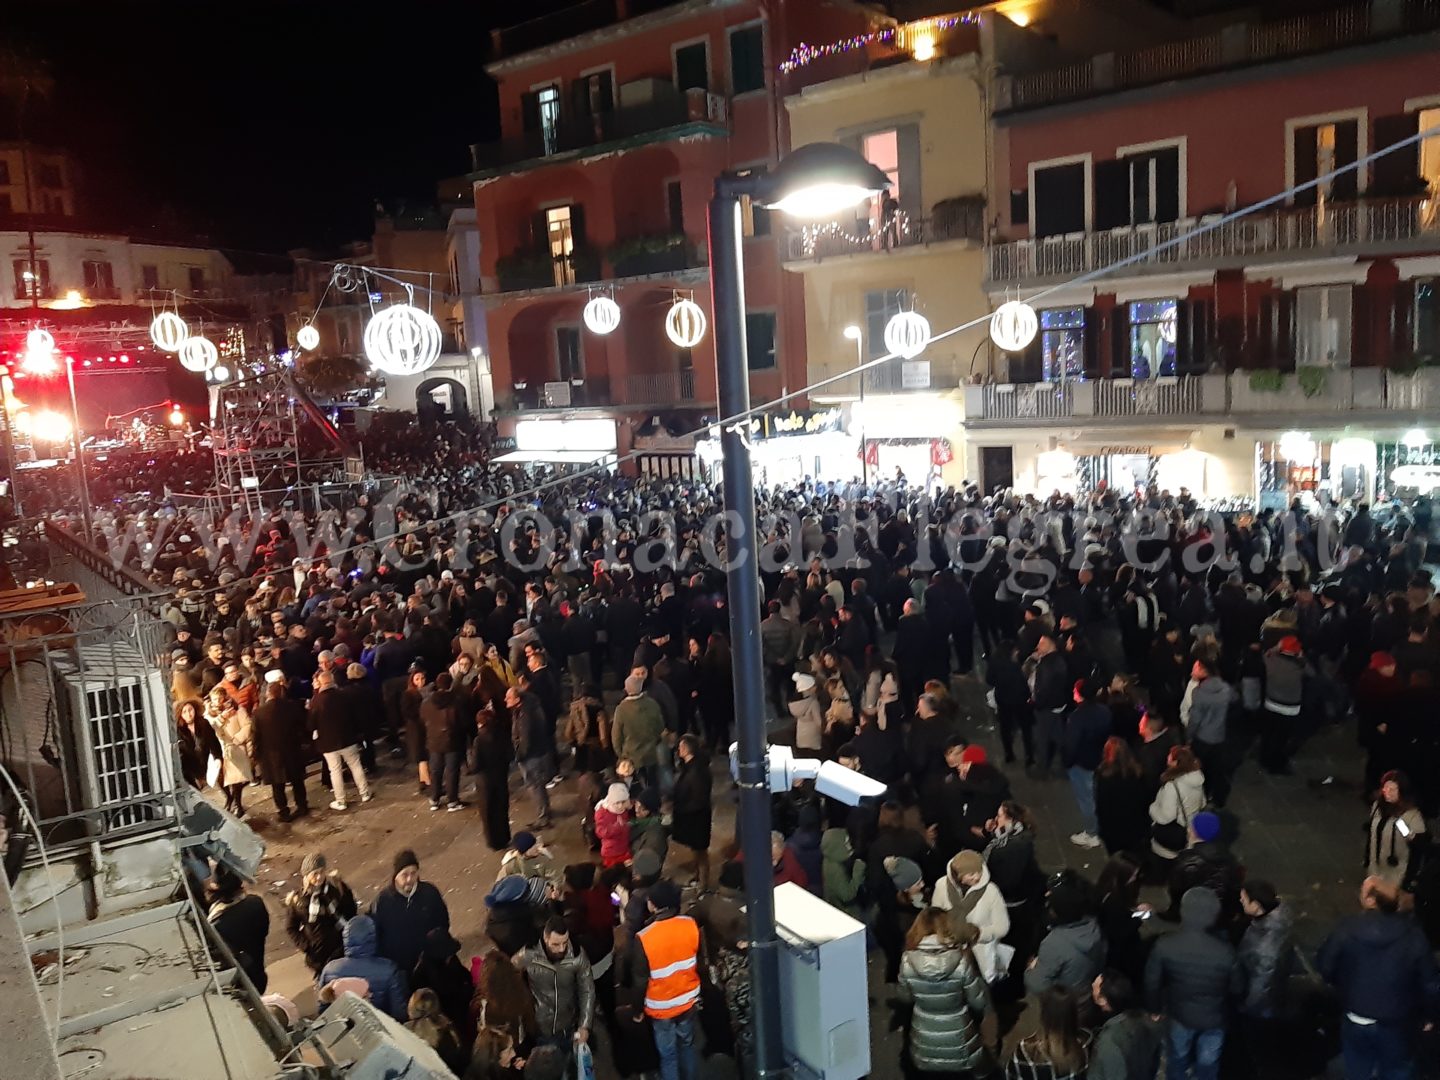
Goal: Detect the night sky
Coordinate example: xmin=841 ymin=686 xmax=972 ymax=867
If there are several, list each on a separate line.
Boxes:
xmin=1 ymin=1 xmax=579 ymax=253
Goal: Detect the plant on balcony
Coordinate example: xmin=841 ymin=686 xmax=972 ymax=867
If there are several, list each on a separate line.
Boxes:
xmin=606 ymin=233 xmax=692 ymax=278
xmin=495 ymin=249 xmax=554 ymax=291
xmin=1247 ymin=370 xmax=1285 ymax=393
xmin=1388 ymin=352 xmax=1440 ymax=376
xmin=1296 ymin=365 xmax=1329 ymax=399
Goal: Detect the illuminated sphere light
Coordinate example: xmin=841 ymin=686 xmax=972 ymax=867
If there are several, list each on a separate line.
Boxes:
xmin=664 ymin=298 xmax=707 ymax=349
xmin=297 ymin=324 xmax=320 ymax=351
xmin=1402 ymin=428 xmax=1429 ymax=449
xmin=169 ymin=409 xmax=185 ymax=426
xmin=884 ymin=310 xmax=932 ymax=360
xmin=363 ymin=303 xmax=442 ymax=375
xmin=582 ymin=296 xmax=621 ymax=336
xmin=25 ymin=328 xmax=55 ymax=355
xmin=150 ymin=312 xmax=189 ymax=353
xmin=1278 ymin=430 xmax=1316 ymax=463
xmin=178 ymin=335 xmax=219 ymax=373
xmin=989 ymin=300 xmax=1038 ymax=353
xmin=212 ymin=365 xmax=230 ymax=382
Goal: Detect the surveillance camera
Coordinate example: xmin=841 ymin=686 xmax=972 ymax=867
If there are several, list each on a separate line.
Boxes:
xmin=729 ymin=744 xmax=887 ymax=807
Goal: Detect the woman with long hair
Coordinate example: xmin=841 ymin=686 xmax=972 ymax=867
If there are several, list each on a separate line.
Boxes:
xmin=468 ymin=948 xmax=536 ymax=1050
xmin=175 ymin=698 xmax=222 ymax=791
xmin=1094 ymin=852 xmax=1149 ymax=985
xmin=1148 ymin=745 xmax=1206 ymax=871
xmin=898 ymin=908 xmax=996 ymax=1077
xmin=401 ymin=666 xmax=431 ymax=794
xmin=205 ymin=686 xmax=253 ymax=817
xmin=1366 ymin=769 xmax=1427 ymax=887
xmin=1094 ymin=737 xmax=1152 ymax=856
xmin=982 ymin=800 xmax=1046 ymax=964
xmin=1005 ymin=986 xmax=1088 ymax=1080
xmin=698 ymin=633 xmax=735 ymax=750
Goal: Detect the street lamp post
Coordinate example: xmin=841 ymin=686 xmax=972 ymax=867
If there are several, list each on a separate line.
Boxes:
xmin=65 ymin=358 xmax=93 ymax=539
xmin=707 ymin=143 xmax=888 ymax=1079
xmin=844 ymin=324 xmax=866 ymax=486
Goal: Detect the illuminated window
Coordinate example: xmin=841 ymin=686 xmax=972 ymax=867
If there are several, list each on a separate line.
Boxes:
xmin=537 ymin=86 xmax=561 ymax=156
xmin=546 ymin=206 xmax=575 ymax=286
xmin=1420 ymin=107 xmax=1440 ymax=189
xmin=1041 ymin=307 xmax=1085 ymax=381
xmin=1127 ymin=299 xmax=1178 ymax=379
xmin=1295 ymin=285 xmax=1352 ymax=367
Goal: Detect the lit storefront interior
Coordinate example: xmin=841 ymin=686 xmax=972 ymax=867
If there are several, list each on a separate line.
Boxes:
xmin=494 ymin=417 xmax=619 ymax=469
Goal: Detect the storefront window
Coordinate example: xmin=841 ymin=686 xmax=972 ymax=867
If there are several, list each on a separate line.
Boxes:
xmin=1127 ymin=299 xmax=1177 ymax=379
xmin=1041 ymin=307 xmax=1085 ymax=382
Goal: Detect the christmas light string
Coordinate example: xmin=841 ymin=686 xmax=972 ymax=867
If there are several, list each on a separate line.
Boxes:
xmin=796 ymin=211 xmax=914 ymax=254
xmin=779 ymin=14 xmax=978 ymax=74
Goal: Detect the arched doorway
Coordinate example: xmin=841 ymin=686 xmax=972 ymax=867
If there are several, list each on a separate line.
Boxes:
xmin=416 ymin=377 xmax=469 ymax=421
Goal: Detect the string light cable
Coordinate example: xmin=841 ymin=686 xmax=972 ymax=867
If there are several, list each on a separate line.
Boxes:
xmin=110 ymin=119 xmax=1439 ymax=606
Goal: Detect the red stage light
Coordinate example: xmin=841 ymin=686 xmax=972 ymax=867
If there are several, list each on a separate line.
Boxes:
xmin=120 ymin=354 xmax=130 ymax=363
xmin=83 ymin=360 xmax=92 ymax=367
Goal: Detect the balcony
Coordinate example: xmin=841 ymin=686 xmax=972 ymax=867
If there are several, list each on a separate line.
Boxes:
xmin=605 ymin=233 xmax=706 ymax=279
xmin=469 ymin=90 xmax=728 ymax=176
xmin=999 ymin=0 xmax=1440 ymax=113
xmin=963 ymin=368 xmax=1440 ymax=423
xmin=813 ymin=352 xmax=969 ymax=399
xmin=987 ymin=196 xmax=1440 ymax=284
xmin=495 ymin=247 xmax=602 ymax=293
xmin=504 ymin=368 xmax=704 ymax=412
xmin=787 ymin=196 xmax=985 ymax=262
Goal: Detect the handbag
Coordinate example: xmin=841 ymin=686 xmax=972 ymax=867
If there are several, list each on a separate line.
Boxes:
xmin=1151 ymin=780 xmax=1189 ymax=852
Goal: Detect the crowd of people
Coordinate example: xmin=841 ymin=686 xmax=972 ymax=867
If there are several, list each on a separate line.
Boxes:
xmin=55 ymin=408 xmax=1439 ymax=1080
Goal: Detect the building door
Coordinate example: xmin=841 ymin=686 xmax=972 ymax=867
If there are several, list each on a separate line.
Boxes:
xmin=546 ymin=206 xmax=575 ymax=286
xmin=980 ymin=446 xmax=1014 ymax=494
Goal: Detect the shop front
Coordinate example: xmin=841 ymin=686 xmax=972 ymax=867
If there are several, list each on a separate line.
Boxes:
xmin=849 ymin=394 xmax=965 ymax=488
xmin=696 ymin=406 xmax=853 ymax=489
xmin=1255 ymin=429 xmax=1440 ymax=505
xmin=493 ymin=417 xmax=619 ymax=470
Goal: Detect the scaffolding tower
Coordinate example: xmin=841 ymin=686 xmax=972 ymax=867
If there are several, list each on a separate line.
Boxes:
xmin=211 ymin=370 xmax=304 ymax=515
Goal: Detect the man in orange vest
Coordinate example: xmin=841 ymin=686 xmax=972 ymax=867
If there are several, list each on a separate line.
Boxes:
xmin=630 ymin=878 xmax=704 ymax=1080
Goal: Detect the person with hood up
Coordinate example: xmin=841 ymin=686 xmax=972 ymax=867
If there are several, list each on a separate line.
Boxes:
xmin=1024 ymin=874 xmax=1106 ymax=999
xmin=520 ymin=916 xmax=596 ymax=1050
xmin=1087 ymin=970 xmax=1162 ymax=1080
xmin=630 ymin=787 xmax=669 ymax=867
xmin=789 ymin=804 xmax=824 ymax=896
xmin=1234 ymin=880 xmax=1294 ymax=1078
xmin=484 ymin=874 xmax=541 ymax=958
xmin=1317 ymin=875 xmax=1440 ymax=1080
xmin=932 ymin=849 xmax=1010 ymax=947
xmin=1179 ymin=658 xmax=1235 ymax=807
xmin=594 ymin=783 xmax=633 ymax=869
xmin=411 ymin=928 xmax=476 ymax=1045
xmin=820 ymin=827 xmax=866 ymax=919
xmin=1259 ymin=636 xmax=1306 ymax=775
xmin=788 ymin=673 xmax=824 ymax=751
xmin=898 ymin=907 xmax=997 ymax=1077
xmin=318 ymin=914 xmax=409 ymax=1021
xmin=284 ymin=851 xmax=358 ymax=975
xmin=369 ymin=849 xmax=451 ymax=975
xmin=1143 ymin=887 xmax=1244 ymax=1080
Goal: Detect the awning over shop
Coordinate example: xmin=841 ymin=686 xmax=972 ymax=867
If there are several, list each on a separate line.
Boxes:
xmin=493 ymin=449 xmax=618 ymax=465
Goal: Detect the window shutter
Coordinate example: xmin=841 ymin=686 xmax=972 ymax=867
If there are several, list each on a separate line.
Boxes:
xmin=571 ymin=79 xmax=590 ymax=118
xmin=1112 ymin=302 xmax=1132 ymax=375
xmin=1083 ymin=308 xmax=1100 ymax=377
xmin=896 ymin=124 xmax=922 ymax=220
xmin=1154 ymin=147 xmax=1181 ymax=222
xmin=1093 ymin=158 xmax=1129 ymax=230
xmin=1033 ymin=162 xmax=1086 ymax=238
xmin=521 ymin=91 xmax=541 ymax=133
xmin=1352 ymin=285 xmax=1372 ymax=366
xmin=1372 ymin=113 xmax=1420 ymax=196
xmin=1010 ymin=189 xmax=1029 ymax=227
xmin=531 ymin=211 xmax=548 ymax=250
xmin=569 ymin=204 xmax=587 ymax=247
xmin=1332 ymin=120 xmax=1359 ymax=200
xmin=1293 ymin=126 xmax=1318 ymax=207
xmin=1392 ymin=280 xmax=1415 ymax=357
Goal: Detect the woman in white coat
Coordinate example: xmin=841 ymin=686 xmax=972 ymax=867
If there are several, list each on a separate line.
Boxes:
xmin=787 ymin=673 xmax=824 ymax=751
xmin=932 ymin=849 xmax=1011 ymax=945
xmin=206 ymin=686 xmax=254 ymax=818
xmin=1147 ymin=744 xmax=1207 ymax=871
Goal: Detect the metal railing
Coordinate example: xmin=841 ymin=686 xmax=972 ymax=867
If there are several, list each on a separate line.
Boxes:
xmin=1010 ymin=61 xmax=1093 ymax=110
xmin=787 ymin=200 xmax=985 ymax=260
xmin=1249 ymin=4 xmax=1369 ymax=61
xmin=988 ymin=196 xmax=1440 ymax=282
xmin=617 ymin=370 xmax=698 ymax=404
xmin=968 ymin=368 xmax=1440 ymax=420
xmin=1114 ymin=31 xmax=1224 ymax=85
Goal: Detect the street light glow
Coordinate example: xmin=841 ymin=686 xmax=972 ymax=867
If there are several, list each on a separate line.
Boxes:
xmin=760 ymin=142 xmax=891 ymax=220
xmin=766 ymin=182 xmax=880 ymax=219
xmin=842 ymin=324 xmax=863 ymax=341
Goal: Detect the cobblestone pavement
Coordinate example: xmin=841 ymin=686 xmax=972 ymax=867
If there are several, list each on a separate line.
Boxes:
xmin=245 ymin=672 xmax=1375 ymax=1078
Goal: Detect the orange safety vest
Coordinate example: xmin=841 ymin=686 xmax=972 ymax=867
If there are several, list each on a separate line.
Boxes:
xmin=637 ymin=915 xmax=701 ymax=1019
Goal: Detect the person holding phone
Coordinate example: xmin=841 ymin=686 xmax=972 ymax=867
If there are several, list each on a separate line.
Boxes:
xmin=1366 ymin=770 xmax=1427 ymax=888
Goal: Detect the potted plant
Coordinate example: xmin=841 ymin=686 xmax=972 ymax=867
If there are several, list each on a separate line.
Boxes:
xmin=1247 ymin=370 xmax=1285 ymax=393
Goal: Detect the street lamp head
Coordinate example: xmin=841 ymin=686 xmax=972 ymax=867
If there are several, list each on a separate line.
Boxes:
xmin=761 ymin=142 xmax=890 ymax=220
xmin=842 ymin=325 xmax=863 ymax=341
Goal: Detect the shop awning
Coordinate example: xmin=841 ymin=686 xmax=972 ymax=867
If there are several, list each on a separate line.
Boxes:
xmin=493 ymin=450 xmax=618 ymax=465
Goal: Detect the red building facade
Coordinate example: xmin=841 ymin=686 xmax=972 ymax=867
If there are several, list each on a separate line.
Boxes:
xmin=472 ymin=0 xmax=871 ymax=474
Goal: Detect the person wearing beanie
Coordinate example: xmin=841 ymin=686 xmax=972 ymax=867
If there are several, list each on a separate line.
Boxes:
xmin=628 ymin=876 xmax=703 ymax=1080
xmin=1259 ymin=633 xmax=1306 ymax=775
xmin=1167 ymin=810 xmax=1244 ymax=934
xmin=630 ymin=785 xmax=670 ymax=868
xmin=932 ymin=849 xmax=1010 ymax=945
xmin=284 ymin=851 xmax=358 ymax=974
xmin=594 ymin=782 xmax=634 ymax=868
xmin=367 ymin=850 xmax=451 ymax=974
xmin=340 ymin=659 xmax=384 ymax=774
xmin=1144 ymin=887 xmax=1243 ymax=1078
xmin=499 ymin=830 xmax=559 ymax=885
xmin=611 ymin=674 xmax=664 ymax=787
xmin=820 ymin=827 xmax=866 ymax=919
xmin=789 ymin=803 xmax=825 ymax=896
xmin=876 ymin=855 xmax=927 ymax=983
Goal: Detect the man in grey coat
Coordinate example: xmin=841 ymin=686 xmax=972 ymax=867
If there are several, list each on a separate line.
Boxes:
xmin=1089 ymin=970 xmax=1162 ymax=1080
xmin=1144 ymin=887 xmax=1245 ymax=1080
xmin=520 ymin=917 xmax=596 ymax=1051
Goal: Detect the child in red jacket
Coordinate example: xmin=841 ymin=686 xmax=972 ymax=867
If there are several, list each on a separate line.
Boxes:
xmin=593 ymin=782 xmax=633 ymax=868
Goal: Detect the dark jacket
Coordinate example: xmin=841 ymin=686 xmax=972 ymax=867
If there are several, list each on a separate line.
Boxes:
xmin=1094 ymin=770 xmax=1154 ymax=856
xmin=250 ymin=697 xmax=307 ymax=777
xmin=510 ymin=689 xmax=552 ymax=762
xmin=319 ymin=915 xmax=409 ymax=1021
xmin=1237 ymin=901 xmax=1294 ymax=1018
xmin=1087 ymin=1010 xmax=1162 ymax=1080
xmin=1031 ymin=652 xmax=1070 ymax=711
xmin=1061 ymin=703 xmax=1112 ymax=771
xmin=520 ymin=940 xmax=597 ymax=1038
xmin=284 ymin=874 xmax=358 ymax=973
xmin=369 ymin=880 xmax=451 ymax=974
xmin=485 ymin=899 xmax=539 ymax=958
xmin=1025 ymin=916 xmax=1106 ymax=995
xmin=421 ymin=689 xmax=464 ymax=756
xmin=1316 ymin=908 xmax=1440 ymax=1024
xmin=1144 ymin=887 xmax=1243 ymax=1031
xmin=309 ymin=686 xmax=357 ymax=754
xmin=208 ymin=892 xmax=270 ymax=994
xmin=669 ymin=749 xmax=713 ymax=851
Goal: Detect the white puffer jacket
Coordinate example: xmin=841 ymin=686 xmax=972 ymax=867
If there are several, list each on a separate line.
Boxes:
xmin=931 ymin=863 xmax=1010 ymax=944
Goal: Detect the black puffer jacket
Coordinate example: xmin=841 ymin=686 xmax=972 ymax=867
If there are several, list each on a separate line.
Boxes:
xmin=1144 ymin=887 xmax=1243 ymax=1030
xmin=1237 ymin=901 xmax=1294 ymax=1018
